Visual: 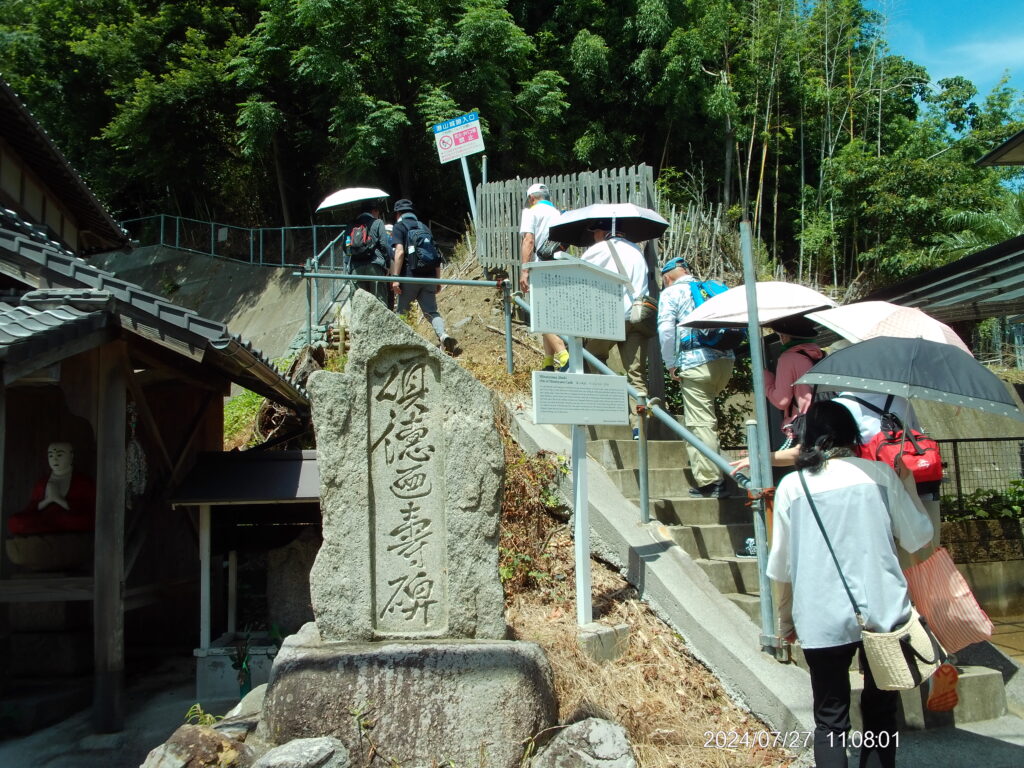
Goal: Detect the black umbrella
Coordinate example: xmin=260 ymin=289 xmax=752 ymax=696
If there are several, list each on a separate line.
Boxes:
xmin=547 ymin=203 xmax=669 ymax=247
xmin=796 ymin=336 xmax=1024 ymax=421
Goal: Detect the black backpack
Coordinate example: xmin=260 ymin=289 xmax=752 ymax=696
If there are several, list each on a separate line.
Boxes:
xmin=347 ymin=221 xmax=380 ymax=263
xmin=406 ymin=222 xmax=442 ymax=276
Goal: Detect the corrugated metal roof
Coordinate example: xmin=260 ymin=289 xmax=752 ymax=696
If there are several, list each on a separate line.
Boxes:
xmin=0 ymin=208 xmax=309 ymax=411
xmin=0 ymin=78 xmax=129 ymax=253
xmin=865 ymin=234 xmax=1024 ymax=324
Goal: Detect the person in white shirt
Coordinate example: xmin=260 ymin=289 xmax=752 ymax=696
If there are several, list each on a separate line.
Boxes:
xmin=768 ymin=400 xmax=932 ymax=768
xmin=579 ymin=219 xmax=654 ymax=434
xmin=518 ymin=183 xmax=569 ymax=371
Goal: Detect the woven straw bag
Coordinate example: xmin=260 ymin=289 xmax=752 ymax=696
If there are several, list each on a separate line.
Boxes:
xmin=860 ymin=606 xmax=944 ymax=691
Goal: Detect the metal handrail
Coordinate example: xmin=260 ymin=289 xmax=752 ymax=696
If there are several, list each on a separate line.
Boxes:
xmin=508 ymin=294 xmax=751 ymax=521
xmin=119 ymin=214 xmax=345 ymax=267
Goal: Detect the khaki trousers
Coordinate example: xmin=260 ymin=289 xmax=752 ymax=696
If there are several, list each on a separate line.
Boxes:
xmin=678 ymin=357 xmax=734 ymax=487
xmin=585 ymin=329 xmax=649 ymax=429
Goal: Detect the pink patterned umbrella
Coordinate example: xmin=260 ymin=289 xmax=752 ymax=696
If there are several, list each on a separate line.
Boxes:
xmin=807 ymin=302 xmax=971 ymax=356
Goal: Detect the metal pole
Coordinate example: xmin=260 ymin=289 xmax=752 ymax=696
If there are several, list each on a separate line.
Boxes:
xmin=199 ymin=504 xmax=211 ymax=651
xmin=503 ymin=280 xmax=514 ymax=374
xmin=281 ymin=228 xmax=285 ymax=266
xmin=305 ymin=269 xmax=313 ymax=346
xmin=249 ymin=229 xmax=254 ymax=263
xmin=568 ymin=336 xmax=592 ymax=626
xmin=460 ymin=156 xmax=478 ymax=223
xmin=210 ymin=221 xmax=215 ymax=256
xmin=740 ymin=219 xmax=778 ymax=654
xmin=175 ymin=217 xmax=180 ymax=250
xmin=482 ymin=154 xmax=488 ymax=185
xmin=159 ymin=214 xmax=165 ymax=247
xmin=227 ymin=550 xmax=237 ymax=635
xmin=637 ymin=395 xmax=650 ymax=524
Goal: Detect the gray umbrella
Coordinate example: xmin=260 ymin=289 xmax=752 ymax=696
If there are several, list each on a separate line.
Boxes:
xmin=547 ymin=203 xmax=669 ymax=247
xmin=796 ymin=336 xmax=1024 ymax=421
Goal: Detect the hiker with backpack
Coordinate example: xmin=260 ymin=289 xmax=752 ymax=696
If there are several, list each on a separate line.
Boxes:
xmin=658 ymin=257 xmax=742 ymax=498
xmin=389 ymin=198 xmax=460 ymax=355
xmin=346 ymin=201 xmax=390 ymax=303
xmin=764 ymin=315 xmax=826 ymax=449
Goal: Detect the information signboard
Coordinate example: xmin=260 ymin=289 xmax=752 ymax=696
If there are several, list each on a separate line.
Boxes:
xmin=532 ymin=372 xmax=629 ymax=425
xmin=525 ymin=258 xmax=627 ymax=341
xmin=432 ymin=112 xmax=485 ymax=164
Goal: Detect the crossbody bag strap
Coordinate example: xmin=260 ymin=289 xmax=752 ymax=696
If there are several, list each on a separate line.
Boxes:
xmin=797 ymin=470 xmax=865 ymax=627
xmin=605 ymin=238 xmax=637 ymax=304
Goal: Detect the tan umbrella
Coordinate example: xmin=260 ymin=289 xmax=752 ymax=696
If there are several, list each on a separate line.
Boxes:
xmin=806 ymin=302 xmax=971 ymax=356
xmin=678 ymin=281 xmax=837 ymax=328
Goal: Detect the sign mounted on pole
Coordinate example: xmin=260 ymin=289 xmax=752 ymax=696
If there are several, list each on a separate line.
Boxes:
xmin=432 ymin=112 xmax=485 ymax=164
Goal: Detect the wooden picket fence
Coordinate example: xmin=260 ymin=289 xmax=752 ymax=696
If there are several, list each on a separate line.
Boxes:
xmin=476 ymin=165 xmax=658 ymax=287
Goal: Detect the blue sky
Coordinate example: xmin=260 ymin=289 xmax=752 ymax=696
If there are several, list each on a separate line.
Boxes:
xmin=869 ymin=0 xmax=1024 ymax=98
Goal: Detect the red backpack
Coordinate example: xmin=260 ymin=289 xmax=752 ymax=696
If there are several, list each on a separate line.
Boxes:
xmin=861 ymin=426 xmax=943 ymax=495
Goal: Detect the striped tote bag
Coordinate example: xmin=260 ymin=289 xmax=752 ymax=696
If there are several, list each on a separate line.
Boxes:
xmin=903 ymin=547 xmax=993 ymax=654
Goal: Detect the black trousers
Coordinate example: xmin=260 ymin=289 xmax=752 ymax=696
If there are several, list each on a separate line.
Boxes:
xmin=803 ymin=642 xmax=899 ymax=768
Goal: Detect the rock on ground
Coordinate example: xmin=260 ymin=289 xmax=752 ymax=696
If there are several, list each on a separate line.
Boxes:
xmin=251 ymin=737 xmax=349 ymax=768
xmin=531 ymin=718 xmax=638 ymax=768
xmin=138 ymin=724 xmax=253 ymax=768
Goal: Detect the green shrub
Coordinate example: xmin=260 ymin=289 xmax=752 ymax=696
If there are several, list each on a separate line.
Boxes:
xmin=224 ymin=389 xmax=263 ymax=447
xmin=941 ymin=479 xmax=1024 ymax=521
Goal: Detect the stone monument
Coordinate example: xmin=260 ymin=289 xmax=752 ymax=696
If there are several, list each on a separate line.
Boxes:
xmin=260 ymin=291 xmax=557 ymax=768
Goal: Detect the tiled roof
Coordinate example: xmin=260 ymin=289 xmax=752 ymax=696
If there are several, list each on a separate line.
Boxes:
xmin=0 ymin=208 xmax=309 ymax=411
xmin=0 ymin=78 xmax=129 ymax=252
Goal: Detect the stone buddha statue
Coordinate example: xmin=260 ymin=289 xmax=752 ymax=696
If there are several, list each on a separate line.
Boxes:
xmin=7 ymin=441 xmax=96 ymax=536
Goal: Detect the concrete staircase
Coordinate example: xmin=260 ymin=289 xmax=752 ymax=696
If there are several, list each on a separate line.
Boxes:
xmin=581 ymin=423 xmax=1011 ymax=729
xmin=584 ymin=425 xmax=762 ymax=623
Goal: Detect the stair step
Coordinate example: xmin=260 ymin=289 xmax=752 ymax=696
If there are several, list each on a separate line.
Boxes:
xmin=589 ymin=439 xmax=688 ymax=470
xmin=725 ymin=592 xmax=762 ymax=623
xmin=652 ymin=497 xmax=751 ymax=526
xmin=850 ymin=665 xmax=1006 ymax=729
xmin=555 ymin=423 xmax=635 ymax=441
xmin=608 ymin=468 xmax=692 ymax=497
xmin=693 ymin=557 xmax=761 ymax=594
xmin=664 ymin=523 xmax=756 ymax=560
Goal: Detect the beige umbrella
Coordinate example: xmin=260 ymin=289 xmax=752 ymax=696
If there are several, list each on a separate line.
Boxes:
xmin=806 ymin=302 xmax=972 ymax=356
xmin=678 ymin=281 xmax=837 ymax=328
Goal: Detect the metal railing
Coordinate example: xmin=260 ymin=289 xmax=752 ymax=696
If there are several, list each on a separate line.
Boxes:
xmin=936 ymin=437 xmax=1024 ymax=513
xmin=119 ymin=214 xmax=346 ymax=268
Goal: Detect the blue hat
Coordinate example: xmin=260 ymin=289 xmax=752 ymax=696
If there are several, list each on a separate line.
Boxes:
xmin=660 ymin=257 xmax=690 ymax=274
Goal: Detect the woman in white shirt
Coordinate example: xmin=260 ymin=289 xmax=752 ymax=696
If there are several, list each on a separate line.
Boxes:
xmin=768 ymin=401 xmax=932 ymax=768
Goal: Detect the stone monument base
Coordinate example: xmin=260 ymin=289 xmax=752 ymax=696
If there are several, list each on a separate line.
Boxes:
xmin=260 ymin=623 xmax=558 ymax=768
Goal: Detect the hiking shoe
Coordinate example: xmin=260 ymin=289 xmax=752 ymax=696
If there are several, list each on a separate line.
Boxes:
xmin=632 ymin=428 xmax=640 ymax=441
xmin=553 ymin=350 xmax=570 ymax=372
xmin=735 ymin=537 xmax=758 ymax=559
xmin=442 ymin=335 xmax=460 ymax=356
xmin=688 ymin=481 xmax=728 ymax=499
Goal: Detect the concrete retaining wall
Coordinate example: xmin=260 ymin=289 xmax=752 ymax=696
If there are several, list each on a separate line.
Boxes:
xmin=91 ymin=247 xmax=309 ymax=360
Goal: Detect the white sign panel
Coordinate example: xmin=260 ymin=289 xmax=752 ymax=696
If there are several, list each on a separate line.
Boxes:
xmin=532 ymin=372 xmax=629 ymax=425
xmin=432 ymin=112 xmax=485 ymax=164
xmin=526 ymin=259 xmax=626 ymax=341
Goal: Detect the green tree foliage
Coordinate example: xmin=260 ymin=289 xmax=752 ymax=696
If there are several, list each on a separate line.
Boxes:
xmin=2 ymin=0 xmax=1022 ymax=292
